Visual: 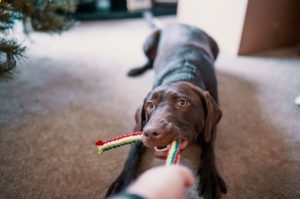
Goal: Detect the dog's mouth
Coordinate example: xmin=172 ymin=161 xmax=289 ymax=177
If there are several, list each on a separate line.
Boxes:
xmin=152 ymin=139 xmax=188 ymax=159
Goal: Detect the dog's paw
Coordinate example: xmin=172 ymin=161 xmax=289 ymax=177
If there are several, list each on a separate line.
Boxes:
xmin=105 ymin=177 xmax=127 ymax=198
xmin=199 ymin=172 xmax=227 ymax=199
xmin=105 ymin=180 xmax=121 ymax=198
xmin=217 ymin=174 xmax=227 ymax=194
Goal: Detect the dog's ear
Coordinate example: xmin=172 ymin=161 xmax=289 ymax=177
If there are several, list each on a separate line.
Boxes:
xmin=200 ymin=91 xmax=222 ymax=142
xmin=208 ymin=36 xmax=219 ymax=60
xmin=191 ymin=84 xmax=222 ymax=143
xmin=133 ymin=101 xmax=147 ymax=131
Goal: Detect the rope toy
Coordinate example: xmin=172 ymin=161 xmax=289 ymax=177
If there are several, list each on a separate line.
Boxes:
xmin=95 ymin=132 xmax=180 ymax=165
xmin=165 ymin=140 xmax=180 ymax=165
xmin=95 ymin=132 xmax=144 ymax=154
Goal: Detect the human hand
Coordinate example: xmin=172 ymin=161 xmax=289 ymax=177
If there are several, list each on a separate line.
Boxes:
xmin=127 ymin=165 xmax=195 ymax=199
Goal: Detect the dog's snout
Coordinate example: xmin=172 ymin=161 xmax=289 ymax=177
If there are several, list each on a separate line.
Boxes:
xmin=143 ymin=125 xmax=163 ymax=139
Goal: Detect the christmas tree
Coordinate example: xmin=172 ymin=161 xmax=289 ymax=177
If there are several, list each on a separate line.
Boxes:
xmin=0 ymin=0 xmax=78 ymax=79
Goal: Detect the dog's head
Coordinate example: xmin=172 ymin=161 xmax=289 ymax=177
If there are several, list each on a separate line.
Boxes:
xmin=135 ymin=81 xmax=222 ymax=159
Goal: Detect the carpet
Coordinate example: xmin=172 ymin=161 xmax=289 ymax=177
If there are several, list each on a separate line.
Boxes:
xmin=0 ymin=17 xmax=299 ymax=199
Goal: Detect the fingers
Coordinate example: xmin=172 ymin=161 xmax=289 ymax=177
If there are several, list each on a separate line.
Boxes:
xmin=164 ymin=165 xmax=195 ymax=187
xmin=175 ymin=166 xmax=195 ymax=188
xmin=127 ymin=165 xmax=195 ymax=199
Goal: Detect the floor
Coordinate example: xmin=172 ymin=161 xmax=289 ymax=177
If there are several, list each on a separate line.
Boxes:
xmin=0 ymin=17 xmax=300 ymax=199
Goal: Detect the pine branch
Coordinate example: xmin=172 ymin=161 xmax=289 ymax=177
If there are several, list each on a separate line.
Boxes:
xmin=30 ymin=9 xmax=75 ymax=33
xmin=0 ymin=37 xmax=26 ymax=79
xmin=0 ymin=38 xmax=25 ymax=57
xmin=0 ymin=3 xmax=20 ymax=31
xmin=0 ymin=53 xmax=17 ymax=79
xmin=0 ymin=0 xmax=78 ymax=79
xmin=12 ymin=0 xmax=77 ymax=33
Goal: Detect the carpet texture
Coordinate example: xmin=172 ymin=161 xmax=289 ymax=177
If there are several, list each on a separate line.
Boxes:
xmin=0 ymin=17 xmax=300 ymax=199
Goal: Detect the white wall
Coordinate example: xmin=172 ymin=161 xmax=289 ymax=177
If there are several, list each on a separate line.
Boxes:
xmin=177 ymin=0 xmax=249 ymax=54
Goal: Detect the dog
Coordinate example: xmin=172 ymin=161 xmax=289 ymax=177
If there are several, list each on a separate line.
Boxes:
xmin=106 ymin=24 xmax=227 ymax=199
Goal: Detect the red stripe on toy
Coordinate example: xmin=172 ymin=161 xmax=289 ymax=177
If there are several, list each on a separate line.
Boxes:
xmin=173 ymin=150 xmax=181 ymax=164
xmin=95 ymin=140 xmax=105 ymax=146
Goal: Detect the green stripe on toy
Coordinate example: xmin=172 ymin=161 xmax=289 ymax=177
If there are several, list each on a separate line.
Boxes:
xmin=95 ymin=132 xmax=180 ymax=165
xmin=165 ymin=140 xmax=180 ymax=165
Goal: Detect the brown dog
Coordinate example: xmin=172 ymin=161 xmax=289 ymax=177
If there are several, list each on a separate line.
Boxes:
xmin=106 ymin=24 xmax=227 ymax=199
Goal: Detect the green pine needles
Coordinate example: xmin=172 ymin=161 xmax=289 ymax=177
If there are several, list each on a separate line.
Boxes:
xmin=0 ymin=0 xmax=78 ymax=79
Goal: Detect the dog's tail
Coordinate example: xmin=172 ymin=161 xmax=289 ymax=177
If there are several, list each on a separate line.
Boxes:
xmin=127 ymin=62 xmax=153 ymax=77
xmin=127 ymin=12 xmax=162 ymax=77
xmin=143 ymin=11 xmax=163 ymax=30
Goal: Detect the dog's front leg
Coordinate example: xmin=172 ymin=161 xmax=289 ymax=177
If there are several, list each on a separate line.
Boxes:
xmin=105 ymin=142 xmax=145 ymax=198
xmin=198 ymin=141 xmax=227 ymax=199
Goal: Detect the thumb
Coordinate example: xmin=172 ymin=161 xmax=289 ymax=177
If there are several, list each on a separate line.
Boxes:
xmin=176 ymin=166 xmax=195 ymax=188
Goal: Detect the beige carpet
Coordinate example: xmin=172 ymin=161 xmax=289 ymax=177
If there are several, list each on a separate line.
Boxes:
xmin=0 ymin=17 xmax=300 ymax=199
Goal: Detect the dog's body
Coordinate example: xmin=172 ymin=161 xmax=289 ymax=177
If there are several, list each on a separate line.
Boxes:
xmin=107 ymin=24 xmax=226 ymax=199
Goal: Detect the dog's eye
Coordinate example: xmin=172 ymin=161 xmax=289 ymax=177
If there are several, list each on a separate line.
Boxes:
xmin=177 ymin=98 xmax=188 ymax=107
xmin=146 ymin=102 xmax=155 ymax=111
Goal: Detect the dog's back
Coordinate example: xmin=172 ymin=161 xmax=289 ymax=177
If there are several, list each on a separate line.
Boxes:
xmin=151 ymin=24 xmax=220 ymax=102
xmin=155 ymin=24 xmax=219 ymax=63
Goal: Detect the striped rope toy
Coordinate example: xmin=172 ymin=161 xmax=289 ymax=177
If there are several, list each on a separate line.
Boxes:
xmin=95 ymin=132 xmax=180 ymax=165
xmin=165 ymin=140 xmax=180 ymax=165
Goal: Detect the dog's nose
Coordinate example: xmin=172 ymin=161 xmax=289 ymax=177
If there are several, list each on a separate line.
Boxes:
xmin=143 ymin=125 xmax=163 ymax=139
